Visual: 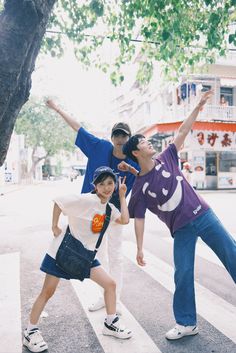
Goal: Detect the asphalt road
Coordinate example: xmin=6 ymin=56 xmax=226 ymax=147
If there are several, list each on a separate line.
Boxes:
xmin=0 ymin=178 xmax=235 ymax=353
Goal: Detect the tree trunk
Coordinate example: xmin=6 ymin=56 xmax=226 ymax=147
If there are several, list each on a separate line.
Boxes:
xmin=29 ymin=147 xmax=47 ymax=179
xmin=0 ymin=0 xmax=56 ymax=166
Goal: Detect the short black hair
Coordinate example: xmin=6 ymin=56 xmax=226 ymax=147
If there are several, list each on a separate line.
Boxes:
xmin=122 ymin=134 xmax=145 ymax=163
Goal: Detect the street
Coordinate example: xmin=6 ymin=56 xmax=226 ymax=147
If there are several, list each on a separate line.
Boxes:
xmin=0 ymin=178 xmax=235 ymax=353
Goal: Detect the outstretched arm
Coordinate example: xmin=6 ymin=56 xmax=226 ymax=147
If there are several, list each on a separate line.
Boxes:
xmin=173 ymin=90 xmax=213 ymax=151
xmin=46 ymin=99 xmax=81 ymax=132
xmin=134 ymin=218 xmax=146 ymax=266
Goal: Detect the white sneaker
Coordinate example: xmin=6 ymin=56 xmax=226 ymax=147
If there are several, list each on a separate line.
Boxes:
xmin=88 ymin=297 xmax=122 ymax=315
xmin=165 ymin=324 xmax=199 ymax=340
xmin=88 ymin=297 xmax=105 ymax=312
xmin=103 ymin=316 xmax=132 ymax=339
xmin=23 ymin=328 xmax=48 ymax=352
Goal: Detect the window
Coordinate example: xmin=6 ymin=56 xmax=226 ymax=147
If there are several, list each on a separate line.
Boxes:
xmin=220 ymin=87 xmax=233 ymax=106
xmin=219 ymin=151 xmax=236 ymax=172
xmin=206 ymin=152 xmax=217 ymax=176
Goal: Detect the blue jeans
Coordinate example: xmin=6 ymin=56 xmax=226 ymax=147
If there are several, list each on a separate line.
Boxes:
xmin=173 ymin=208 xmax=236 ymax=326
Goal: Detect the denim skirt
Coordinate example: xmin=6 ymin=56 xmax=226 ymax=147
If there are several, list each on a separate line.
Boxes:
xmin=40 ymin=253 xmax=100 ymax=280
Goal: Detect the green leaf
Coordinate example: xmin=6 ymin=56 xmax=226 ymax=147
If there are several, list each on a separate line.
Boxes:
xmin=229 ymin=34 xmax=235 ymax=44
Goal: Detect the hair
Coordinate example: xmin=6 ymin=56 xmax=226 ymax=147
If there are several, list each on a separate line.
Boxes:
xmin=122 ymin=134 xmax=145 ymax=163
xmin=94 ymin=172 xmax=116 ymax=185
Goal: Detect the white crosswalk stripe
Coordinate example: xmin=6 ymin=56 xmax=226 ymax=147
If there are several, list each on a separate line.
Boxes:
xmin=0 ymin=252 xmax=22 ymax=353
xmin=123 ymin=240 xmax=236 ymax=344
xmin=1 ymin=244 xmax=235 ymax=353
xmin=71 ymin=279 xmax=162 ymax=353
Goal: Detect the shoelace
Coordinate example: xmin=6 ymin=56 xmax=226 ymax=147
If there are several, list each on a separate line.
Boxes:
xmin=28 ymin=330 xmax=44 ymax=344
xmin=111 ymin=318 xmax=126 ymax=332
xmin=172 ymin=325 xmax=182 ymax=333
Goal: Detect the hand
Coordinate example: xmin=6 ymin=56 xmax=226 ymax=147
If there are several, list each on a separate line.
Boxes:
xmin=118 ymin=176 xmax=127 ymax=198
xmin=46 ymin=99 xmax=58 ymax=111
xmin=136 ymin=249 xmax=146 ymax=266
xmin=198 ymin=90 xmax=213 ymax=109
xmin=52 ymin=225 xmax=62 ymax=237
xmin=118 ymin=161 xmax=130 ymax=172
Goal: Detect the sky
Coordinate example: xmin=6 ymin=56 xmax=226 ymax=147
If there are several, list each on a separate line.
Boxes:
xmin=31 ymin=41 xmax=124 ymax=132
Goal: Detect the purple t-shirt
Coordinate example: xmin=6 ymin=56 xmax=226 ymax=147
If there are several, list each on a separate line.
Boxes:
xmin=128 ymin=143 xmax=209 ymax=235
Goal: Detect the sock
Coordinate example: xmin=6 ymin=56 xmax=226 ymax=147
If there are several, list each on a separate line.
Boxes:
xmin=27 ymin=322 xmax=38 ymax=333
xmin=106 ymin=314 xmax=117 ymax=326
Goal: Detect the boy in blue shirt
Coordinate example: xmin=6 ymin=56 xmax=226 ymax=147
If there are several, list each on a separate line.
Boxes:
xmin=46 ymin=99 xmax=139 ymax=313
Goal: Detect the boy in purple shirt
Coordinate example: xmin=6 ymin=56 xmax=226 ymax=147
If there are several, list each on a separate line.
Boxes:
xmin=120 ymin=90 xmax=236 ymax=340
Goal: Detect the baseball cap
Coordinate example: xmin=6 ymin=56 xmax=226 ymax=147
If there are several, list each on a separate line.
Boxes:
xmin=111 ymin=122 xmax=131 ymax=137
xmin=92 ymin=166 xmax=117 ymax=185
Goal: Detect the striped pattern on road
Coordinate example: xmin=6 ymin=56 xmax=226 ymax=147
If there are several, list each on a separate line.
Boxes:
xmin=0 ymin=252 xmax=22 ymax=353
xmin=123 ymin=240 xmax=236 ymax=344
xmin=71 ymin=279 xmax=162 ymax=353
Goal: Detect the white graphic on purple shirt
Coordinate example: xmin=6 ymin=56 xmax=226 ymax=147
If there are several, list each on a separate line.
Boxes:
xmin=158 ymin=176 xmax=183 ymax=212
xmin=142 ymin=182 xmax=149 ymax=194
xmin=162 ymin=170 xmax=171 ymax=178
xmin=162 ymin=188 xmax=168 ymax=196
xmin=148 ymin=191 xmax=157 ymax=198
xmin=155 ymin=164 xmax=162 ymax=171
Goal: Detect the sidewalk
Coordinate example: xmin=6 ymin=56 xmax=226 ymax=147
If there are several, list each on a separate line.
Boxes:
xmin=0 ymin=181 xmax=42 ymax=196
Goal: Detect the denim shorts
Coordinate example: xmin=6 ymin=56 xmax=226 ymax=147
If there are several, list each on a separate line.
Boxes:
xmin=40 ymin=254 xmax=101 ymax=280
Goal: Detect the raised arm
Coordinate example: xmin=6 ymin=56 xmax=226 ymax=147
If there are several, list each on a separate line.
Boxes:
xmin=134 ymin=218 xmax=146 ymax=266
xmin=173 ymin=90 xmax=213 ymax=151
xmin=46 ymin=99 xmax=81 ymax=132
xmin=52 ymin=202 xmax=62 ymax=237
xmin=115 ymin=176 xmax=129 ymax=225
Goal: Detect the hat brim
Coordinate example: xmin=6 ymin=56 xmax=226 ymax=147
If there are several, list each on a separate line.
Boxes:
xmin=92 ymin=171 xmax=117 ymax=185
xmin=112 ymin=128 xmax=130 ymax=136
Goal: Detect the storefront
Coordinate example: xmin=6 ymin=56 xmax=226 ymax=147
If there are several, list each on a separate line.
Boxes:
xmin=143 ymin=121 xmax=236 ymax=190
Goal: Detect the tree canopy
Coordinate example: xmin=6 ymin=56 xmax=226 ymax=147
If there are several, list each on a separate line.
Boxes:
xmin=44 ymin=0 xmax=236 ymax=84
xmin=14 ymin=97 xmax=76 ymax=177
xmin=0 ymin=0 xmax=236 ymax=165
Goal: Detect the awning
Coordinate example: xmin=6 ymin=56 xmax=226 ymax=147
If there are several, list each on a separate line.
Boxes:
xmin=142 ymin=121 xmax=236 ymax=137
xmin=220 ymin=78 xmax=236 ymax=87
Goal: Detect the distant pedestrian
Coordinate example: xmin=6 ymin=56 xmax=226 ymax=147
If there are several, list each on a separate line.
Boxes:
xmin=23 ymin=167 xmax=132 ymax=353
xmin=182 ymin=162 xmax=196 ymax=189
xmin=120 ymin=90 xmax=236 ymax=340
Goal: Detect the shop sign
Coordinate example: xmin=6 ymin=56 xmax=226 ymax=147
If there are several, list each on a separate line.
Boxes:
xmin=192 ymin=130 xmax=236 ymax=150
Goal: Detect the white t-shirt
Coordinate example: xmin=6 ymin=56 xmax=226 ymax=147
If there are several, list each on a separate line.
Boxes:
xmin=47 ymin=193 xmax=121 ymax=259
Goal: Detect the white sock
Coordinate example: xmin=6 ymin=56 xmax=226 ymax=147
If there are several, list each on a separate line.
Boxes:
xmin=27 ymin=322 xmax=38 ymax=332
xmin=106 ymin=314 xmax=117 ymax=325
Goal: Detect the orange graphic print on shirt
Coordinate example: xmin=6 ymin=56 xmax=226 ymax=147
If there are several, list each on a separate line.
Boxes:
xmin=91 ymin=214 xmax=105 ymax=233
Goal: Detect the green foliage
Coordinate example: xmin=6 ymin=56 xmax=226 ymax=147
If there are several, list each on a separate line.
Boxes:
xmin=15 ymin=97 xmax=76 ymax=158
xmin=43 ymin=0 xmax=236 ymax=84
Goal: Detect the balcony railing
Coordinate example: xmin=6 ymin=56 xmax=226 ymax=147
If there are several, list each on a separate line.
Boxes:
xmin=163 ymin=104 xmax=236 ymax=123
xmin=199 ymin=105 xmax=236 ymax=122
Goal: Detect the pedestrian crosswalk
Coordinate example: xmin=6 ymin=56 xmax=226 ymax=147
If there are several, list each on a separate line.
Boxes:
xmin=0 ymin=252 xmax=22 ymax=353
xmin=1 ymin=239 xmax=236 ymax=353
xmin=71 ymin=280 xmax=162 ymax=353
xmin=123 ymin=241 xmax=236 ymax=344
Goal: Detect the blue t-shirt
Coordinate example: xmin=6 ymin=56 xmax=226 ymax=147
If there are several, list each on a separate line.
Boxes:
xmin=75 ymin=127 xmax=139 ymax=209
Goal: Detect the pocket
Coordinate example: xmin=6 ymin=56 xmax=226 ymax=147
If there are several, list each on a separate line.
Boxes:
xmin=56 ymin=234 xmax=96 ymax=280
